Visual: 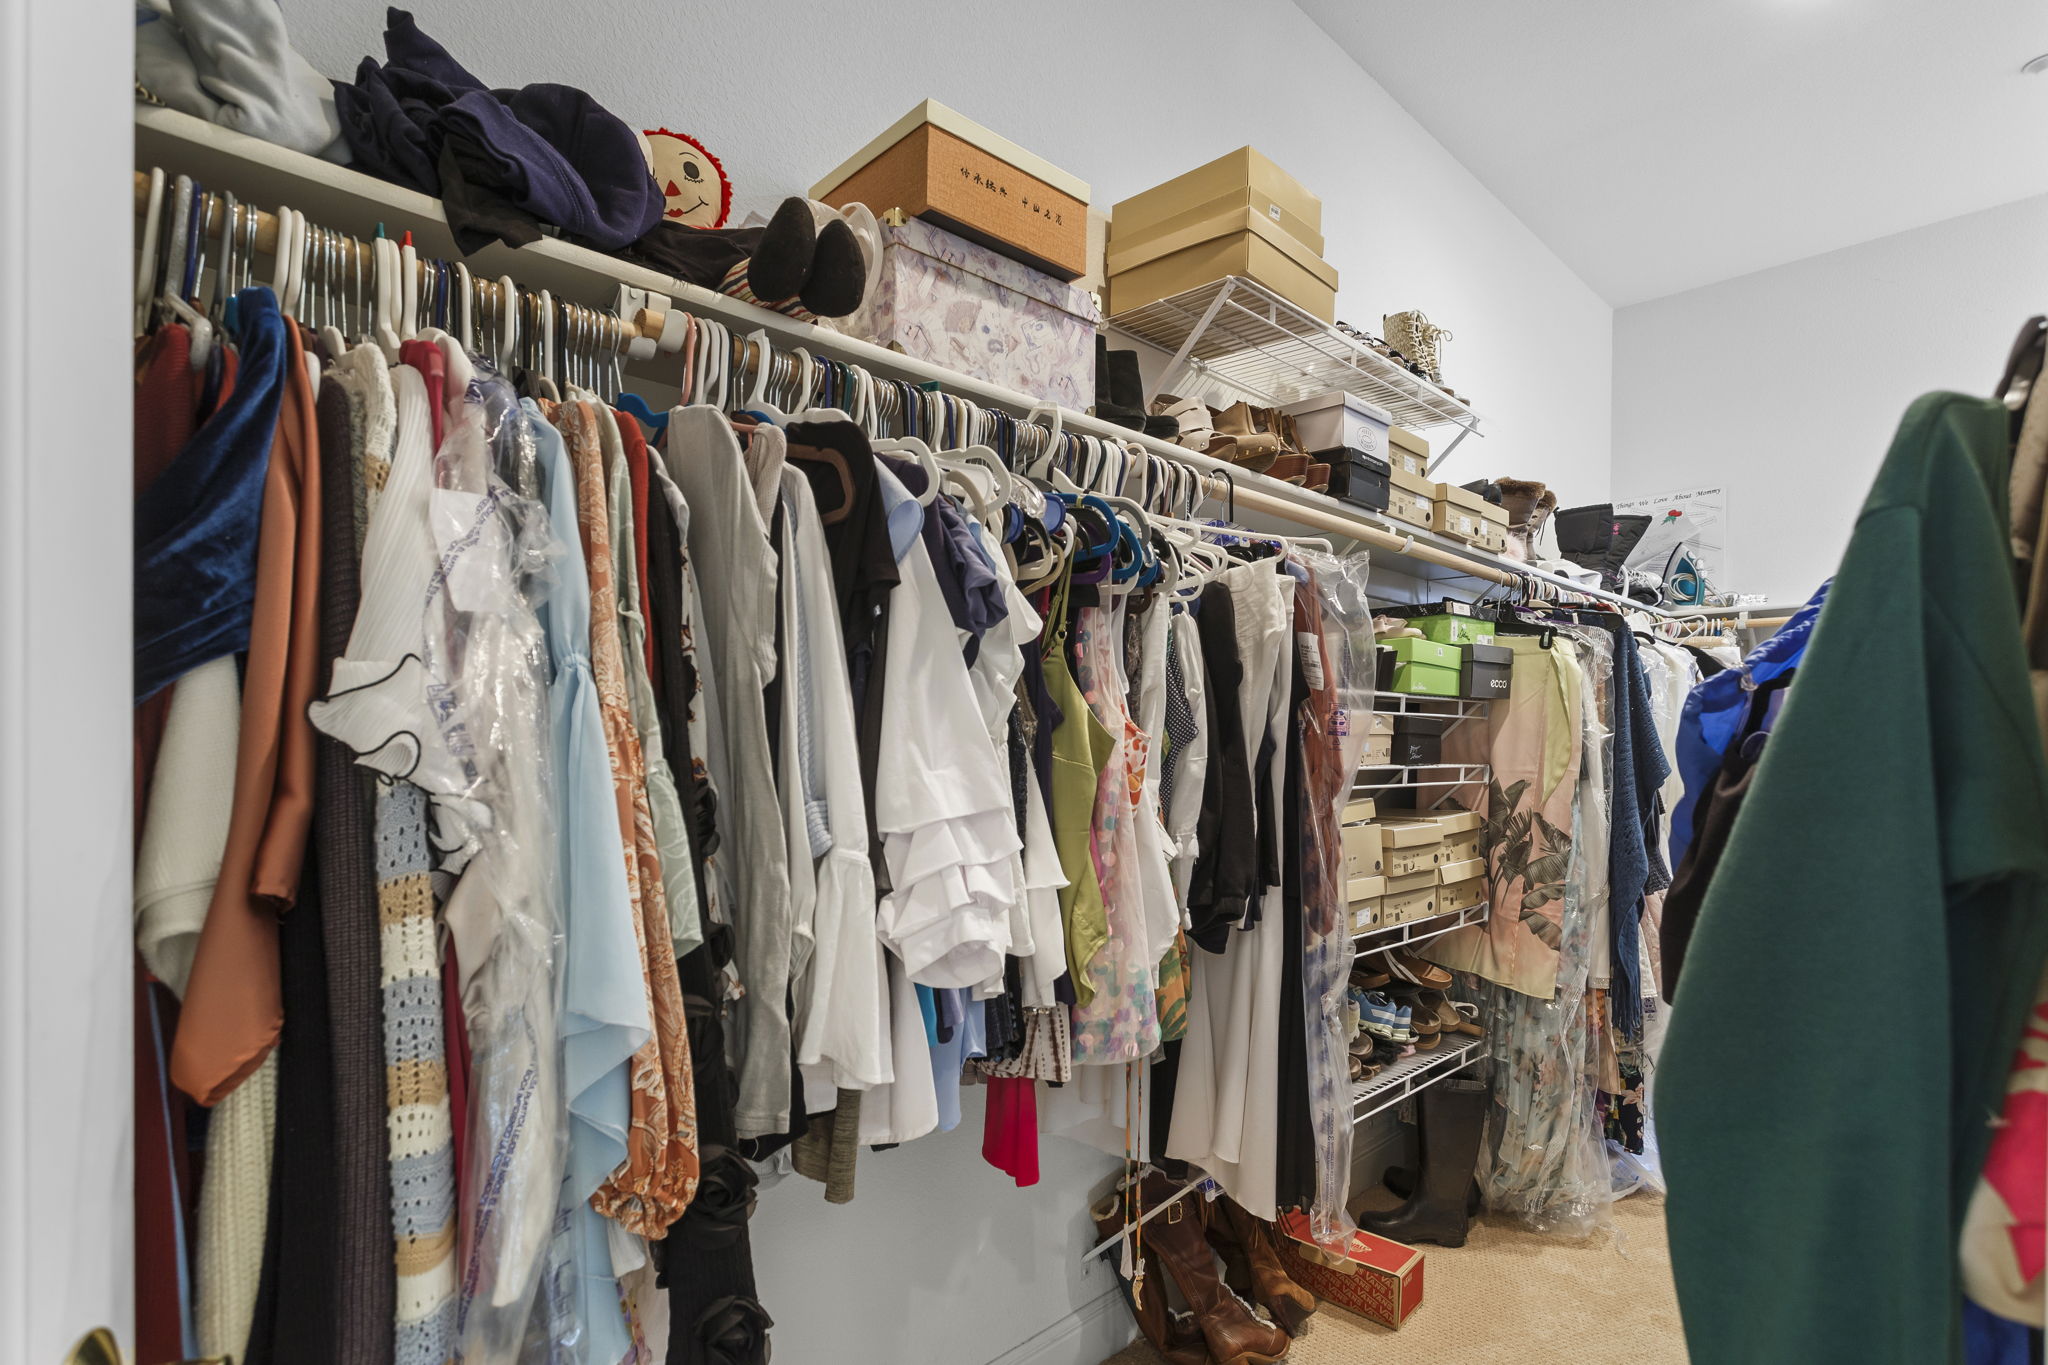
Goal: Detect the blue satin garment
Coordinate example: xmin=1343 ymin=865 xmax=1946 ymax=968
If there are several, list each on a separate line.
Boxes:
xmin=134 ymin=287 xmax=289 ymax=702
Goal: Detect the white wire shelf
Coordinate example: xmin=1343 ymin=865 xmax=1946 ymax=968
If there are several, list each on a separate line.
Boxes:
xmin=1352 ymin=1032 xmax=1486 ymax=1124
xmin=1353 ymin=762 xmax=1491 ymax=797
xmin=1367 ymin=691 xmax=1492 ymax=719
xmin=1106 ymin=276 xmax=1483 ymax=449
xmin=1353 ymin=900 xmax=1489 ymax=951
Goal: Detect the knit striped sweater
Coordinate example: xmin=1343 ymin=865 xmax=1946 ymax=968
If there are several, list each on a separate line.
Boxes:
xmin=377 ymin=779 xmax=457 ymax=1365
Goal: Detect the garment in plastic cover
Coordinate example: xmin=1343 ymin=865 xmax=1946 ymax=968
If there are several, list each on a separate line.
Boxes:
xmin=426 ymin=364 xmax=573 ymax=1360
xmin=1293 ymin=547 xmax=1374 ymax=1240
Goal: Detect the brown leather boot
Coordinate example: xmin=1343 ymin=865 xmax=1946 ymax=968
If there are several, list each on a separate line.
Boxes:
xmin=1207 ymin=1197 xmax=1317 ymax=1336
xmin=1139 ymin=1174 xmax=1291 ymax=1365
xmin=1091 ymin=1195 xmax=1209 ymax=1365
xmin=1494 ymin=477 xmax=1549 ymax=528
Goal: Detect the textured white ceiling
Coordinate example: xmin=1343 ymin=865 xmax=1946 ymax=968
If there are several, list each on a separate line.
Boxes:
xmin=1294 ymin=0 xmax=2048 ymax=305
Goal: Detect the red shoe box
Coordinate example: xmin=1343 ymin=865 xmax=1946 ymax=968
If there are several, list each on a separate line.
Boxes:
xmin=1276 ymin=1210 xmax=1425 ymax=1330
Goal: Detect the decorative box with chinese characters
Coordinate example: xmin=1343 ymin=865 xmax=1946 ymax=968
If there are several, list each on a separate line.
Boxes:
xmin=811 ymin=99 xmax=1090 ymax=280
xmin=1276 ymin=1212 xmax=1426 ymax=1330
xmin=839 ymin=215 xmax=1100 ymax=409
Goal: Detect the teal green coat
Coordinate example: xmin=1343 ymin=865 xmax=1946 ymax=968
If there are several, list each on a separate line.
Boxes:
xmin=1660 ymin=392 xmax=2048 ymax=1363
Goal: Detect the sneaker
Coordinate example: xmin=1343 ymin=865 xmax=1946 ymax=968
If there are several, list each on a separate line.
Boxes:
xmin=1360 ymin=991 xmax=1403 ymax=1039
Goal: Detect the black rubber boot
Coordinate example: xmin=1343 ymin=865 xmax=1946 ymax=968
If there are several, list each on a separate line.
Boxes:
xmin=1379 ymin=1164 xmax=1481 ymax=1215
xmin=1360 ymin=1078 xmax=1490 ymax=1248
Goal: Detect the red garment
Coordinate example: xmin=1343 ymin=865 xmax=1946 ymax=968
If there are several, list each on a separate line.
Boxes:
xmin=615 ymin=411 xmax=657 ymax=678
xmin=443 ymin=944 xmax=474 ymax=1259
xmin=400 ymin=339 xmax=447 ymax=446
xmin=133 ymin=967 xmax=191 ymax=1365
xmin=982 ymin=1078 xmax=1040 ymax=1187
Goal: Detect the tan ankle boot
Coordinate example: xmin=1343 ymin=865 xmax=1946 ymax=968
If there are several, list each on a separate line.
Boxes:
xmin=1139 ymin=1174 xmax=1292 ymax=1365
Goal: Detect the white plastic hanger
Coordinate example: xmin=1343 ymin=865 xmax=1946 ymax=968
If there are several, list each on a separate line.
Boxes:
xmin=316 ymin=228 xmax=350 ymax=361
xmin=155 ymin=176 xmax=216 ymax=368
xmin=266 ymin=202 xmax=293 ymax=306
xmin=495 ymin=275 xmax=518 ymax=370
xmin=401 ymin=241 xmax=422 ymax=339
xmin=740 ymin=328 xmax=787 ymax=422
xmin=536 ymin=289 xmax=556 ymax=388
xmin=135 ymin=168 xmax=166 ymax=336
xmin=372 ymin=237 xmax=402 ymax=358
xmin=876 ymin=434 xmax=945 ymax=505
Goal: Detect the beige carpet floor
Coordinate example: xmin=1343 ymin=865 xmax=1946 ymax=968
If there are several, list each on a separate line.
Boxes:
xmin=1100 ymin=1192 xmax=1687 ymax=1365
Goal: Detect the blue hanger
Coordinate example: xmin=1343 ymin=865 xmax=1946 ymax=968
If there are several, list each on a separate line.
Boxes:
xmin=617 ymin=391 xmax=671 ymax=434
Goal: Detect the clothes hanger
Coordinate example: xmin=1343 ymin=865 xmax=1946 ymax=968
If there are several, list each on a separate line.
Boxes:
xmin=135 ymin=168 xmax=167 ymax=336
xmin=371 ymin=237 xmax=400 ymax=357
xmin=875 ymin=433 xmax=946 ymax=505
xmin=155 ymin=176 xmax=216 ymax=367
xmin=739 ymin=329 xmax=789 ymax=424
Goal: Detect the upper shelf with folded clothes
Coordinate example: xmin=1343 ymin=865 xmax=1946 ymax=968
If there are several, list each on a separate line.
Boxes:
xmin=132 ymin=104 xmax=1675 ymax=620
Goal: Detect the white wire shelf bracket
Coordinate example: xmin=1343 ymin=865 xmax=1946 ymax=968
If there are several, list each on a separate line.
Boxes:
xmin=1106 ymin=276 xmax=1482 ymax=454
xmin=1352 ymin=901 xmax=1489 ymax=952
xmin=1352 ymin=1033 xmax=1485 ymax=1125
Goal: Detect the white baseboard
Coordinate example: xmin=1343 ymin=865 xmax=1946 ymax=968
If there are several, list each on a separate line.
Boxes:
xmin=1350 ymin=1109 xmax=1413 ymax=1191
xmin=983 ymin=1288 xmax=1135 ymax=1365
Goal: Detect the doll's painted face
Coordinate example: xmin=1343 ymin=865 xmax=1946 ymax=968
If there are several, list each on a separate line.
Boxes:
xmin=645 ymin=128 xmax=731 ymax=228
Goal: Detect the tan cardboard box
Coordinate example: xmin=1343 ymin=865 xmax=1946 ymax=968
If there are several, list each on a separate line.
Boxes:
xmin=813 ymin=99 xmax=1090 ymax=279
xmin=1429 ymin=501 xmax=1485 ymax=542
xmin=1439 ymin=872 xmax=1486 ymax=914
xmin=1106 ymin=207 xmax=1337 ymax=321
xmin=1378 ymin=819 xmax=1445 ymax=877
xmin=1383 ymin=869 xmax=1439 ymax=923
xmin=1111 ymin=146 xmax=1323 ymax=239
xmin=1343 ymin=823 xmax=1385 ymax=879
xmin=1388 ymin=426 xmax=1431 ymax=478
xmin=1438 ymin=857 xmax=1487 ymax=885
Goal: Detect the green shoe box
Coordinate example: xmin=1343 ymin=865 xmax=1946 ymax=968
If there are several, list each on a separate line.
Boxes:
xmin=1377 ymin=639 xmax=1464 ymax=697
xmin=1410 ymin=613 xmax=1495 ymax=646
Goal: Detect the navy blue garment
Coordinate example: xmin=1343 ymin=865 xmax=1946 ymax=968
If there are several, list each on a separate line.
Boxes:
xmin=332 ymin=8 xmax=662 ymax=252
xmin=877 ymin=454 xmax=1008 ymax=658
xmin=1668 ymin=580 xmax=1831 ymax=867
xmin=1964 ymin=1300 xmax=2042 ymax=1365
xmin=1606 ymin=626 xmax=1671 ymax=1038
xmin=134 ymin=287 xmax=289 ymax=702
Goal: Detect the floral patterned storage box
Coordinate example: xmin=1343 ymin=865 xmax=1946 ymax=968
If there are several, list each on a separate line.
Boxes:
xmin=844 ymin=215 xmax=1100 ymax=409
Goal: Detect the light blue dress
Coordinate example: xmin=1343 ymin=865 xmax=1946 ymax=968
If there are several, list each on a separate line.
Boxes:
xmin=530 ymin=400 xmax=650 ymax=1364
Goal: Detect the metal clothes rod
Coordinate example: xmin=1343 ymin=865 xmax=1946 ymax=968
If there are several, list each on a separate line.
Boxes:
xmin=134 ymin=170 xmax=655 ymax=346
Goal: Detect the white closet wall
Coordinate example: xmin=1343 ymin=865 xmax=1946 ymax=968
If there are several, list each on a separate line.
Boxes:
xmin=1 ymin=2 xmax=134 ymax=1362
xmin=1615 ymin=192 xmax=2048 ymax=606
